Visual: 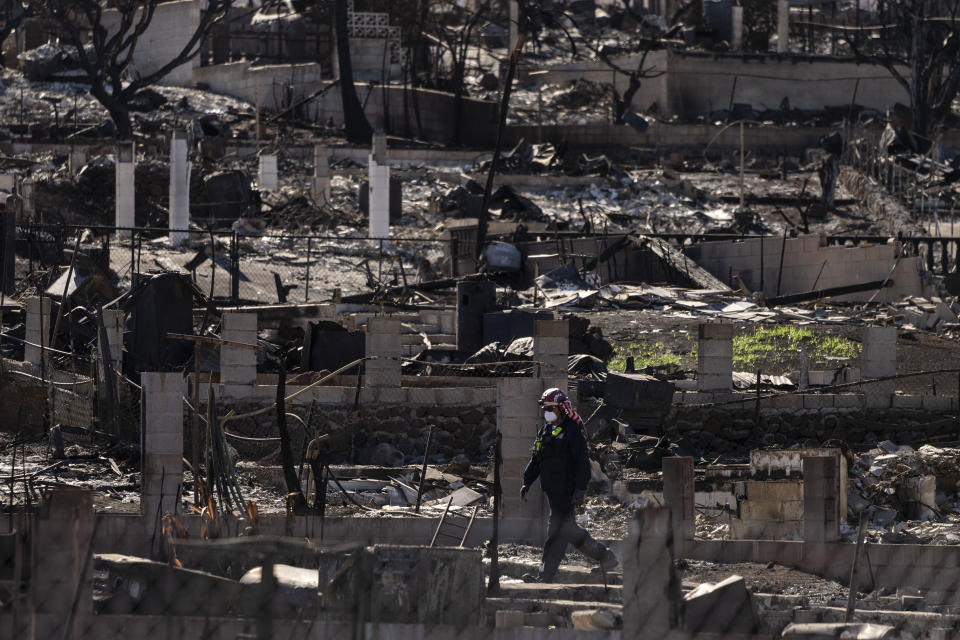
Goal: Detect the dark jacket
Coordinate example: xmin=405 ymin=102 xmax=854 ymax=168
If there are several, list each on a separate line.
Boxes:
xmin=522 ymin=416 xmax=590 ymax=496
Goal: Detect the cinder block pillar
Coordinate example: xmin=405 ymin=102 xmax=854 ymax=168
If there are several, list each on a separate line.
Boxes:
xmin=2 ymin=203 xmax=14 ymax=296
xmin=141 ymin=372 xmax=185 ymax=528
xmin=803 ymin=455 xmax=839 ymax=543
xmin=365 ymin=316 xmax=402 ymax=388
xmin=24 ymin=295 xmax=51 ymax=367
xmin=862 ymin=326 xmax=896 ymax=408
xmin=115 ymin=141 xmax=135 ymax=237
xmin=259 ymin=153 xmax=278 ymax=192
xmin=368 ymin=132 xmax=390 ymax=239
xmin=100 ymin=308 xmax=124 ymax=371
xmin=169 ymin=130 xmax=190 ymax=246
xmin=498 ymin=377 xmax=548 ymax=543
xmin=31 ymin=488 xmax=94 ymax=639
xmin=777 ymin=0 xmax=789 ymax=53
xmin=20 ymin=178 xmax=34 ymax=219
xmin=311 ymin=145 xmax=331 ymax=202
xmin=534 ymin=318 xmax=568 ymax=392
xmin=221 ymin=312 xmax=258 ymax=386
xmin=731 ymin=6 xmax=743 ymax=50
xmin=697 ymin=323 xmax=733 ymax=392
xmin=662 ymin=456 xmax=695 ymax=556
xmin=622 ymin=507 xmax=682 ymax=638
xmin=508 ymin=0 xmax=519 ymax=53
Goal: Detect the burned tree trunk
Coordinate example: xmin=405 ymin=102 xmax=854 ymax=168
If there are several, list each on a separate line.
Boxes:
xmin=332 ymin=0 xmax=373 ymax=145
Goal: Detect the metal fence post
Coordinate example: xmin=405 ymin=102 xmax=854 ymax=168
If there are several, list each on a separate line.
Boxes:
xmin=305 ymin=236 xmax=311 ymax=302
xmin=231 ymin=231 xmax=240 ymax=305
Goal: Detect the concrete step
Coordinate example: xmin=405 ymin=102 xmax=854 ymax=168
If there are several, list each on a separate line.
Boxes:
xmin=487 ymin=559 xmax=622 ymax=585
xmin=485 ymin=597 xmax=622 ymax=627
xmin=497 ymin=582 xmax=622 ymax=603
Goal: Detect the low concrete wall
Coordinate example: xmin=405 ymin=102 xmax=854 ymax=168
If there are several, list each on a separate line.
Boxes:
xmin=192 ymin=62 xmax=499 ymax=146
xmin=683 ymin=234 xmax=923 ymax=301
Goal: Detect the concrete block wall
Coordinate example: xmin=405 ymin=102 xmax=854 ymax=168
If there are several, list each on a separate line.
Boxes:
xmin=730 ymin=480 xmax=803 ymax=540
xmin=101 ymin=0 xmax=200 ymax=87
xmin=685 ymin=236 xmax=922 ymax=302
xmin=862 ymin=326 xmax=896 ymax=407
xmin=24 ymin=295 xmax=50 ymax=367
xmin=697 ymin=323 xmax=733 ymax=392
xmin=141 ymin=372 xmax=185 ymax=528
xmin=498 ymin=377 xmax=548 ymax=543
xmin=221 ymin=312 xmax=258 ymax=386
xmin=312 ymin=145 xmax=331 ymax=202
xmin=365 ymin=316 xmax=402 ymax=392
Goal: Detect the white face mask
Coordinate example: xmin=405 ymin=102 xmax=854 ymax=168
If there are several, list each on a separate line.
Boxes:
xmin=543 ymin=410 xmax=558 ymax=423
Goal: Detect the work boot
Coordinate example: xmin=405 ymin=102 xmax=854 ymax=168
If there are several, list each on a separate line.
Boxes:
xmin=521 ymin=573 xmax=543 ymax=583
xmin=599 ymin=549 xmax=619 ymax=572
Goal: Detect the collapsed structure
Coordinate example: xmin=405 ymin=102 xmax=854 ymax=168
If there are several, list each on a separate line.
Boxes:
xmin=3 ymin=0 xmax=960 ymax=638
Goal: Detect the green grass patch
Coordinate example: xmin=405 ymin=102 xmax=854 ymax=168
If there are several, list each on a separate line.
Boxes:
xmin=732 ymin=325 xmax=859 ymax=371
xmin=608 ymin=333 xmax=697 ymax=372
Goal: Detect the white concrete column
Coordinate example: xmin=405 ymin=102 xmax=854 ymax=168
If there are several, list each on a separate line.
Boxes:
xmin=169 ymin=130 xmax=190 ymax=246
xmin=364 ymin=316 xmax=401 ymax=389
xmin=533 ymin=318 xmax=568 ymax=393
xmin=259 ymin=153 xmax=278 ymax=192
xmin=498 ymin=377 xmax=548 ymax=544
xmin=369 ymin=132 xmax=390 ymax=239
xmin=862 ymin=326 xmax=896 ymax=408
xmin=731 ymin=6 xmax=743 ymax=50
xmin=141 ymin=372 xmax=185 ymax=526
xmin=115 ymin=142 xmax=135 ymax=238
xmin=311 ymin=145 xmax=331 ymax=203
xmin=221 ymin=311 xmax=258 ymax=386
xmin=100 ymin=309 xmax=124 ymax=371
xmin=697 ymin=323 xmax=733 ymax=392
xmin=777 ymin=0 xmax=789 ymax=53
xmin=24 ymin=295 xmax=50 ymax=367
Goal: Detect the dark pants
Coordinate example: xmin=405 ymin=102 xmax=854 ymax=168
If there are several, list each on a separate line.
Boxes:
xmin=539 ymin=492 xmax=607 ymax=582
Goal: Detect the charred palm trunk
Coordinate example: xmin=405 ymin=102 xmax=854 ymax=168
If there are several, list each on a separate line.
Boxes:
xmin=333 ymin=0 xmax=373 ymax=144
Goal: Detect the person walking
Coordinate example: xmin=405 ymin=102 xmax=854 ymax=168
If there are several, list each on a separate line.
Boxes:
xmin=520 ymin=388 xmax=618 ymax=583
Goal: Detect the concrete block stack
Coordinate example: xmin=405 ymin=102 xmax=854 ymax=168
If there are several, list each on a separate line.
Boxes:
xmin=662 ymin=457 xmax=695 ymax=556
xmin=368 ymin=132 xmax=390 ymax=239
xmin=169 ymin=130 xmax=190 ymax=245
xmin=533 ymin=318 xmax=568 ymax=391
xmin=24 ymin=295 xmax=50 ymax=367
xmin=311 ymin=145 xmax=331 ymax=202
xmin=861 ymin=326 xmax=896 ymax=408
xmin=141 ymin=372 xmax=185 ymax=528
xmin=365 ymin=317 xmax=402 ymax=400
xmin=220 ymin=312 xmax=258 ymax=386
xmin=258 ymin=153 xmax=278 ymax=192
xmin=697 ymin=323 xmax=733 ymax=392
xmin=497 ymin=377 xmax=548 ymax=543
xmin=802 ymin=455 xmax=839 ymax=543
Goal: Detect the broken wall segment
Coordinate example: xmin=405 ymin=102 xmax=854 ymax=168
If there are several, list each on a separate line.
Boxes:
xmin=364 ymin=316 xmax=402 ymax=392
xmin=802 ymin=455 xmax=840 ymax=543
